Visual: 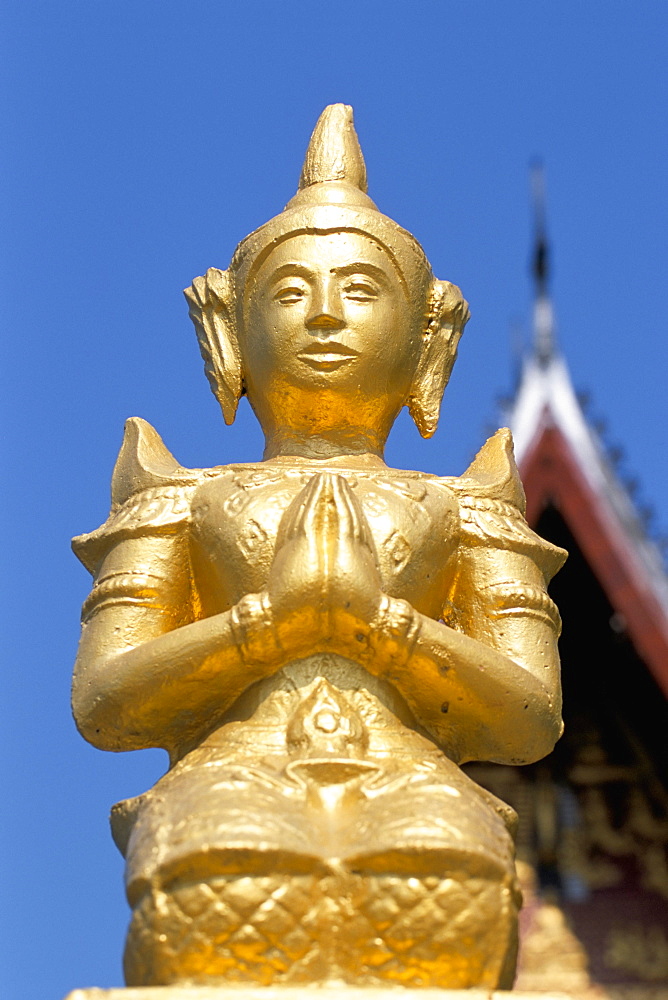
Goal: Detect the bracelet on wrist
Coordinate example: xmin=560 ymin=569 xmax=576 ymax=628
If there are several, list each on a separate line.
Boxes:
xmin=230 ymin=592 xmax=282 ymax=668
xmin=372 ymin=595 xmax=420 ymax=666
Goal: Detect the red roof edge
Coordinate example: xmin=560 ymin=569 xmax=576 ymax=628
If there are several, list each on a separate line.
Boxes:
xmin=520 ymin=424 xmax=668 ymax=698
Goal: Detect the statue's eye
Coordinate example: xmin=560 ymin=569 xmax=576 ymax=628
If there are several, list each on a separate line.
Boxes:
xmin=342 ymin=280 xmax=378 ymax=302
xmin=274 ymin=285 xmax=306 ymax=304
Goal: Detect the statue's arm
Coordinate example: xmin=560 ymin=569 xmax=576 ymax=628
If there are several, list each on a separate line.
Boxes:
xmin=360 ymin=499 xmax=565 ymax=765
xmin=72 ymin=530 xmax=286 ymax=756
xmin=359 ymin=432 xmax=565 ymax=765
xmin=71 ymin=418 xmax=292 ymax=756
xmin=365 ymin=546 xmax=562 ymax=766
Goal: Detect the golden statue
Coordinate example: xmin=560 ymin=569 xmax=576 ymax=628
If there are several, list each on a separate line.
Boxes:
xmin=72 ymin=105 xmax=565 ymax=992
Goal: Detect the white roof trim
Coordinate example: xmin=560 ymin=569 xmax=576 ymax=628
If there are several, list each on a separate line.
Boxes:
xmin=507 ymin=351 xmax=668 ymax=617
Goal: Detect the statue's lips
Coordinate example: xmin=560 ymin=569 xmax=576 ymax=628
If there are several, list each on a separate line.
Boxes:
xmin=297 ymin=343 xmax=359 ymax=369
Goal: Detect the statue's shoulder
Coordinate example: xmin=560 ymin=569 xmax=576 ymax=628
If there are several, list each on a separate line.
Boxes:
xmin=72 ymin=418 xmax=225 ymax=574
xmin=440 ymin=427 xmax=526 ymax=511
xmin=105 ymin=416 xmax=200 ymax=509
xmin=439 ymin=428 xmax=565 ymax=578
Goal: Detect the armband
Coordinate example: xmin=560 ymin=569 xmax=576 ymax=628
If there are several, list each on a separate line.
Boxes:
xmin=484 ymin=582 xmax=562 ymax=634
xmin=81 ymin=570 xmax=165 ymax=623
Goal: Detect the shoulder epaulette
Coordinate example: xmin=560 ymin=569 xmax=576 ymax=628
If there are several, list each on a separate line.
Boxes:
xmin=441 ymin=428 xmax=566 ymax=580
xmin=72 ymin=418 xmax=202 ymax=574
xmin=443 ymin=427 xmax=526 ymax=511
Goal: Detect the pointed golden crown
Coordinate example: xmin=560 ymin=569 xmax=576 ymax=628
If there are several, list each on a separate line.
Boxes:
xmin=292 ymin=103 xmax=371 ymax=206
xmin=230 ymin=104 xmax=432 ymax=305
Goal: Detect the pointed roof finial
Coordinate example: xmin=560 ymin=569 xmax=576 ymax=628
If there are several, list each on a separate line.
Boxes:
xmin=299 ymin=104 xmax=368 ymax=193
xmin=530 ymin=159 xmax=549 ymax=297
xmin=530 ymin=160 xmax=556 ymax=365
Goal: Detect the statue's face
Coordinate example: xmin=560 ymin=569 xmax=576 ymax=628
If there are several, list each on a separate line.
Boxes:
xmin=242 ymin=232 xmax=421 ymax=452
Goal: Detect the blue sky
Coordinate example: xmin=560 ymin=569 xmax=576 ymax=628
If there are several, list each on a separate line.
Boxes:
xmin=2 ymin=2 xmax=667 ymax=996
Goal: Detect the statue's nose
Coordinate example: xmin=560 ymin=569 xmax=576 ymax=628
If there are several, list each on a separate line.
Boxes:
xmin=306 ymin=311 xmax=344 ymax=330
xmin=305 ymin=281 xmax=345 ymax=331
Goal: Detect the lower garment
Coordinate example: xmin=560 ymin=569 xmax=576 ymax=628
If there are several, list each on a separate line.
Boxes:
xmin=113 ymin=664 xmax=521 ymax=988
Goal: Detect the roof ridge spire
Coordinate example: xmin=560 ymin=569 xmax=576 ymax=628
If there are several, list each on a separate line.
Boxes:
xmin=530 ymin=160 xmax=557 ymax=365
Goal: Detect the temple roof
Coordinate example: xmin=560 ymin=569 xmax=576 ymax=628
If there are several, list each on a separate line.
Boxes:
xmin=504 ymin=172 xmax=668 ymax=697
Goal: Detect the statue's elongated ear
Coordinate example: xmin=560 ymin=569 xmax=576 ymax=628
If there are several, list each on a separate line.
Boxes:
xmin=184 ymin=268 xmax=242 ymax=425
xmin=407 ymin=279 xmax=470 ymax=438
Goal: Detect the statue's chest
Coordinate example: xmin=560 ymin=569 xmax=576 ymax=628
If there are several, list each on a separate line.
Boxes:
xmin=189 ymin=468 xmax=459 ymax=619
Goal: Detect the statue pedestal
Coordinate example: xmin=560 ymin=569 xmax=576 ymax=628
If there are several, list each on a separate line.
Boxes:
xmin=65 ymin=989 xmax=574 ymax=999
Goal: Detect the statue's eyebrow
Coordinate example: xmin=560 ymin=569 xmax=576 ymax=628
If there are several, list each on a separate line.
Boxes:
xmin=329 ymin=262 xmax=390 ymax=285
xmin=266 ymin=262 xmax=316 ymax=283
xmin=265 ymin=261 xmax=392 ymax=286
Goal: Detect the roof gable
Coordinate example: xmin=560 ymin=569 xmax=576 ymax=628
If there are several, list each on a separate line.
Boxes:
xmin=507 ymin=351 xmax=668 ymax=697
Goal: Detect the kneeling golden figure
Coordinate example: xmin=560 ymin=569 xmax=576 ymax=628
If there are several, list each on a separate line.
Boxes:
xmin=72 ymin=105 xmax=565 ymax=990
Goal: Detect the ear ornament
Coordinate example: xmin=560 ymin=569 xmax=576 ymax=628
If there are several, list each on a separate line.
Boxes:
xmin=408 ymin=279 xmax=470 ymax=438
xmin=184 ymin=268 xmax=242 ymax=425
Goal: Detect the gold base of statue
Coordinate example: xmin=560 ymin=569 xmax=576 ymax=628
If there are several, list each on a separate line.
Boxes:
xmin=65 ymin=989 xmax=575 ymax=999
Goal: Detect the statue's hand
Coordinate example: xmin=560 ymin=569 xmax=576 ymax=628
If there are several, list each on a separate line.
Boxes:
xmin=266 ymin=472 xmax=384 ymax=659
